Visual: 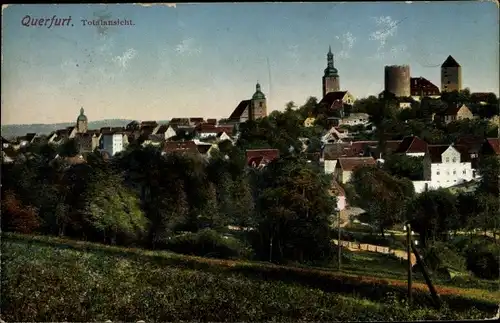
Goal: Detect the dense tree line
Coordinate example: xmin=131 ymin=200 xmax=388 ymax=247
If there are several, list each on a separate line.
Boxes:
xmin=2 ymin=93 xmax=498 ymax=270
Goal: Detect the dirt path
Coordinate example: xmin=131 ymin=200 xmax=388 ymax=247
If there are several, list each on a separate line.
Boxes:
xmin=332 ymin=239 xmax=417 ymax=266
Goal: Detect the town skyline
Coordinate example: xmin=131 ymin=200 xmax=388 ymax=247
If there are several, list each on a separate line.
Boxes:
xmin=2 ymin=2 xmax=498 ymax=125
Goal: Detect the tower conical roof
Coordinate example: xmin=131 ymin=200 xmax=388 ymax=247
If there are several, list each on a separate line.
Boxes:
xmin=442 ymin=55 xmax=460 ymax=68
xmin=252 ymin=82 xmax=266 ymax=100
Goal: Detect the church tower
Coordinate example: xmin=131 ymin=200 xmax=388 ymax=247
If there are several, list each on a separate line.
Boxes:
xmin=250 ymin=82 xmax=267 ymax=121
xmin=322 ymin=46 xmax=340 ymax=97
xmin=76 ymin=107 xmax=88 ymax=133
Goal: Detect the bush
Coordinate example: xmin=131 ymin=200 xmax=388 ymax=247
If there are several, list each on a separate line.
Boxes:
xmin=454 ymin=238 xmax=500 ymax=280
xmin=422 ymin=242 xmax=466 ymax=274
xmin=163 ymin=229 xmax=254 ymax=260
xmin=466 ymin=251 xmax=499 ymax=280
xmin=1 ymin=191 xmax=40 ymax=234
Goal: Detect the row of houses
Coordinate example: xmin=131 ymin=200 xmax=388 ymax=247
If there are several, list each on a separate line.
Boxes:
xmin=3 ymin=119 xmax=236 ymax=159
xmin=320 ymin=135 xmax=500 ymax=193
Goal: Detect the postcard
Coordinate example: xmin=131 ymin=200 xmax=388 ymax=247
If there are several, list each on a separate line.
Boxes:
xmin=1 ymin=2 xmax=499 ymax=322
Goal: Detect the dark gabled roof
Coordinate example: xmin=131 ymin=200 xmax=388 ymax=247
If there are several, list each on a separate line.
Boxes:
xmin=336 ymin=157 xmax=376 ymax=171
xmin=323 ymin=143 xmax=352 ymax=160
xmin=189 ymin=117 xmax=205 ymax=124
xmin=196 ymin=144 xmax=212 ymax=154
xmin=427 ymin=145 xmax=449 ymax=163
xmin=206 ymin=118 xmax=217 ymax=125
xmin=319 ymin=91 xmax=348 ymax=108
xmin=454 ymin=144 xmax=472 ymax=162
xmin=386 ymin=140 xmax=404 ymax=153
xmin=442 ymin=55 xmax=460 ymax=68
xmin=170 ymin=118 xmax=190 ymax=125
xmin=140 ymin=121 xmax=158 ymax=127
xmin=86 ymin=130 xmax=100 ymax=136
xmin=395 ymin=136 xmax=428 ymax=154
xmin=156 ymin=124 xmax=169 ymax=134
xmin=229 ymin=100 xmax=251 ymax=120
xmin=483 ymin=138 xmax=500 ymax=155
xmin=435 ymin=104 xmax=471 ymax=116
xmin=455 ymin=135 xmax=484 ymax=153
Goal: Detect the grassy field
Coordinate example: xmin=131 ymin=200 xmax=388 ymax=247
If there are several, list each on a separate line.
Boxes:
xmin=2 ymin=233 xmax=499 ymax=322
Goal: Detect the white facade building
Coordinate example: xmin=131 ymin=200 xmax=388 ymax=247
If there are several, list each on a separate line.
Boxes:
xmin=101 ymin=133 xmax=127 ymax=156
xmin=420 ymin=144 xmax=475 ymax=192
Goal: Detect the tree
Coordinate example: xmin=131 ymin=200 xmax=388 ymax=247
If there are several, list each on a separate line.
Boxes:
xmin=477 ymin=155 xmax=500 ymax=196
xmin=81 ymin=168 xmax=149 ymax=245
xmin=348 ymin=166 xmax=415 ymax=237
xmin=405 ymin=189 xmax=460 ymax=247
xmin=254 ymin=157 xmax=335 ymax=263
xmin=58 ymin=138 xmax=79 ymax=157
xmin=383 ymin=154 xmax=424 ymax=180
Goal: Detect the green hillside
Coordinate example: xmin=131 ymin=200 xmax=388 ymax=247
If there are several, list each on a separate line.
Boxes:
xmin=2 ymin=233 xmax=497 ymax=322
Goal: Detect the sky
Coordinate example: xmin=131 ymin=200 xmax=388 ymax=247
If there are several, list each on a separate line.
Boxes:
xmin=1 ymin=2 xmax=498 ymax=125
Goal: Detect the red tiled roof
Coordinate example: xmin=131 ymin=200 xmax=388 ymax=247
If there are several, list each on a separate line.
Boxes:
xmin=427 ymin=145 xmax=449 ymax=163
xmin=485 ymin=138 xmax=500 ymax=155
xmin=395 ymin=136 xmax=428 ymax=154
xmin=216 ymin=125 xmax=234 ymax=134
xmin=455 ymin=136 xmax=484 ymax=153
xmin=319 ymin=91 xmax=348 ymax=109
xmin=410 ymin=77 xmax=440 ymax=97
xmin=246 ymin=149 xmax=280 ymax=167
xmin=190 ymin=117 xmax=205 ymax=124
xmin=386 ymin=140 xmax=403 ymax=153
xmin=229 ymin=100 xmax=251 ymax=120
xmin=163 ymin=141 xmax=199 ymax=154
xmin=336 ymin=157 xmax=376 ymax=171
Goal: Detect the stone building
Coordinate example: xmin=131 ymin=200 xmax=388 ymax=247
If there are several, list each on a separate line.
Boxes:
xmin=441 ymin=55 xmax=462 ymax=92
xmin=76 ymin=107 xmax=88 ymax=133
xmin=384 ymin=65 xmax=411 ymax=98
xmin=229 ymin=83 xmax=268 ymax=123
xmin=322 ymin=46 xmax=340 ymax=97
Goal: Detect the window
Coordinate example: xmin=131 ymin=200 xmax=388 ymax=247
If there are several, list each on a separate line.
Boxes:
xmin=452 ymin=157 xmax=456 ymax=162
xmin=445 ymin=157 xmax=449 ymax=163
xmin=447 ymin=171 xmax=450 ymax=175
xmin=436 ymin=171 xmax=440 ymax=175
xmin=453 ymin=170 xmax=456 ymax=175
xmin=463 ymin=170 xmax=466 ymax=175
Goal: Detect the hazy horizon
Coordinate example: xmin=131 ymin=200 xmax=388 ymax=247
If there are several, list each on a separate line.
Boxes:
xmin=2 ymin=2 xmax=498 ymax=125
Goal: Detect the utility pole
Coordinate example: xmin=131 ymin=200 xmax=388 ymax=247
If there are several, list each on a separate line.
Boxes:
xmin=406 ymin=222 xmax=413 ymax=305
xmin=337 ymin=207 xmax=341 ymax=271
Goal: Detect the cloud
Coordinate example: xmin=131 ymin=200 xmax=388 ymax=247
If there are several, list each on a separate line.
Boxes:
xmin=112 ymin=48 xmax=138 ymax=69
xmin=175 ymin=38 xmax=201 ymax=56
xmin=336 ymin=32 xmax=356 ymax=60
xmin=369 ymin=16 xmax=399 ymax=51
